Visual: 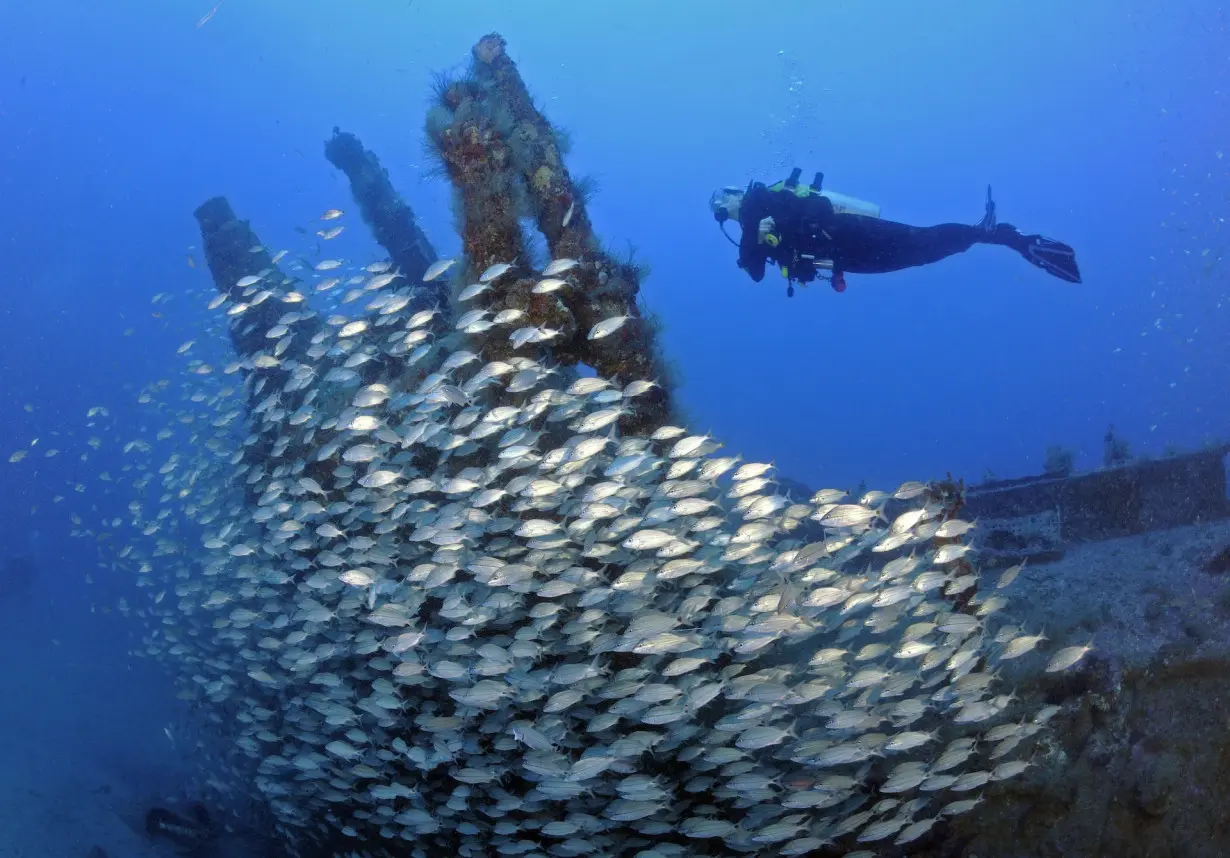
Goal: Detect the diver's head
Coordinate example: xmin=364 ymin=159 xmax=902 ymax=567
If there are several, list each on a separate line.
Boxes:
xmin=709 ymin=186 xmax=744 ymax=224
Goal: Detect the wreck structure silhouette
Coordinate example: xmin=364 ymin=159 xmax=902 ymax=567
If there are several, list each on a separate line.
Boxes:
xmin=174 ymin=31 xmax=1097 ymax=858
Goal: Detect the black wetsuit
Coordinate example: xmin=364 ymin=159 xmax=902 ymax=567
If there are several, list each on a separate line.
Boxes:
xmin=735 ymin=173 xmax=1081 ymax=287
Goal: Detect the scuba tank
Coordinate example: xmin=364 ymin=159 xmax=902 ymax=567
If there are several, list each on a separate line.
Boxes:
xmin=818 ymin=190 xmax=880 ymax=218
xmin=783 ymin=168 xmax=881 ymax=218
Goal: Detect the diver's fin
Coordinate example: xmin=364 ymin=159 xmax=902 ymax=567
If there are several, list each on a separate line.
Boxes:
xmin=977 ymin=184 xmax=997 ymax=232
xmin=1022 ymin=235 xmax=1082 ymax=283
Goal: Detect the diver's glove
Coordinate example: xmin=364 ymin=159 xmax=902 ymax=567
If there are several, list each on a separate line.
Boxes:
xmin=757 ymin=217 xmax=777 ymax=245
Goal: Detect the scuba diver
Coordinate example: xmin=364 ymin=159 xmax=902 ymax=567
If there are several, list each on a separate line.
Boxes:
xmin=710 ymin=168 xmax=1082 ymax=296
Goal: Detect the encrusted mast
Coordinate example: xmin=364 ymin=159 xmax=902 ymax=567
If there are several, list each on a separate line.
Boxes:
xmin=427 ymin=34 xmax=674 ymax=433
xmin=324 ymin=127 xmax=445 ymax=314
xmin=198 ymin=33 xmax=673 ymax=435
xmin=193 ymin=196 xmax=324 ymax=366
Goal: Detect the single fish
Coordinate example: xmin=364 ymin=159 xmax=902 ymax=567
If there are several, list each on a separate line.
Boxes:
xmin=479 ymin=261 xmax=515 ymax=283
xmin=532 ymin=277 xmax=569 ymax=294
xmin=457 ymin=282 xmax=490 ymax=302
xmin=542 ymin=257 xmax=579 ymax=276
xmin=1045 ymin=642 xmax=1093 ymax=672
xmin=588 ymin=315 xmax=630 ymax=340
xmin=423 ymin=258 xmax=458 ymax=282
xmin=195 ymin=1 xmax=222 ymax=28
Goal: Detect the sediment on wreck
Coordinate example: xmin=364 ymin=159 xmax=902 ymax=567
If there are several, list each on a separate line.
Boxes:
xmin=324 ymin=127 xmax=444 ymax=313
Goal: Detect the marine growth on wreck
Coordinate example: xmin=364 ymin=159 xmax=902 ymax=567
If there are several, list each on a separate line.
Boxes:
xmin=103 ymin=34 xmax=1072 ymax=858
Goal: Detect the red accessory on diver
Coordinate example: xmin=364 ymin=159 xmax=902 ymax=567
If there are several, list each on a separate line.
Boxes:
xmin=831 ymin=272 xmax=847 ymax=293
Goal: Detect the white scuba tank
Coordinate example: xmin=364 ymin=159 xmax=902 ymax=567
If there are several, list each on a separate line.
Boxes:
xmin=819 ymin=190 xmax=881 ymax=219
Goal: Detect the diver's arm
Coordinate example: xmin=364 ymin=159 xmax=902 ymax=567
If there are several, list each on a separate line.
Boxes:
xmin=738 ymin=234 xmax=767 ymax=282
xmin=736 ymin=183 xmax=773 ymax=282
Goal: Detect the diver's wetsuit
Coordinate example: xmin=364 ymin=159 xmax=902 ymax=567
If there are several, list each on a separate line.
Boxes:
xmin=735 ymin=173 xmax=1081 ymax=288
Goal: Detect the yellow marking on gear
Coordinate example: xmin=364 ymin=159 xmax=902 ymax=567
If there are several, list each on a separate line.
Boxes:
xmin=768 ymin=178 xmax=814 ymax=197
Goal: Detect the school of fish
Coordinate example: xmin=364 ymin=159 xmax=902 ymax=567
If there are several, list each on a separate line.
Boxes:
xmin=78 ymin=247 xmax=1080 ymax=858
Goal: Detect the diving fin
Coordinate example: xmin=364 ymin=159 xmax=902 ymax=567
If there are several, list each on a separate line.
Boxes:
xmin=1022 ymin=235 xmax=1082 ymax=283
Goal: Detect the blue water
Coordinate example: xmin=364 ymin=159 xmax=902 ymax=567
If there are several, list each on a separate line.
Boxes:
xmin=0 ymin=1 xmax=1225 ymax=851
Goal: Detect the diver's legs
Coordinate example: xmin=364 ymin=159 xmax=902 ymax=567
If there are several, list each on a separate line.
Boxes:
xmin=829 ymin=210 xmax=1082 ymax=283
xmin=832 ymin=215 xmax=1082 ymax=283
xmin=832 ymin=215 xmax=984 ymax=274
